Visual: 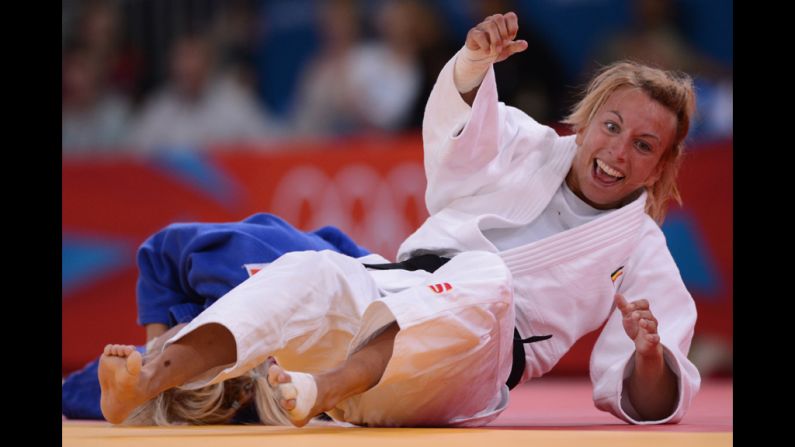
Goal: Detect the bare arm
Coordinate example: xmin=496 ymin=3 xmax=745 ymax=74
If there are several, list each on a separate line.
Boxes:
xmin=615 ymin=294 xmax=678 ymax=420
xmin=627 ymin=346 xmax=678 ymax=420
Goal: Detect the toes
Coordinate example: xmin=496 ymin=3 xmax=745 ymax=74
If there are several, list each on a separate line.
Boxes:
xmin=267 ymin=365 xmax=280 ymax=387
xmin=267 ymin=364 xmax=292 ymax=387
xmin=126 ymin=350 xmax=142 ymax=375
xmin=280 ymin=383 xmax=297 ymax=400
xmin=107 ymin=344 xmax=135 ymax=357
xmin=280 ymin=398 xmax=296 ymax=410
xmin=263 ymin=370 xmax=318 ymax=427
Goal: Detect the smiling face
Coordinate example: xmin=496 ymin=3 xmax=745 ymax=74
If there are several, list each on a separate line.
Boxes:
xmin=566 ymin=86 xmax=678 ymax=210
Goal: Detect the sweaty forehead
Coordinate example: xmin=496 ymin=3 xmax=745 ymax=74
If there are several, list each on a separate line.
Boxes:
xmin=600 ymin=87 xmax=677 ymax=136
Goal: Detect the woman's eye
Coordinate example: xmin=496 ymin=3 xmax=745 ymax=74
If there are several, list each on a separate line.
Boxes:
xmin=636 ymin=141 xmax=652 ymax=152
xmin=605 ymin=122 xmax=619 ymax=133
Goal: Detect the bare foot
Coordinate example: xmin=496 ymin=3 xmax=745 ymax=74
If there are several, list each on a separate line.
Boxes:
xmin=98 ymin=344 xmax=146 ymax=424
xmin=266 ymin=362 xmax=323 ymax=427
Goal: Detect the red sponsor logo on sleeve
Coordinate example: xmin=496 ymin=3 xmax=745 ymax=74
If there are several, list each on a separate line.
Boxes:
xmin=428 ymin=283 xmax=452 ymax=294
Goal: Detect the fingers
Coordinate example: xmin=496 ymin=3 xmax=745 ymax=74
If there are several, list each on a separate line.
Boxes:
xmin=481 ymin=18 xmax=502 ymax=53
xmin=639 ymin=317 xmax=659 ymax=334
xmin=505 ymin=12 xmax=519 ymax=40
xmin=485 ymin=14 xmax=515 ymax=49
xmin=639 ymin=329 xmax=660 ymax=348
xmin=626 ymin=309 xmax=656 ymax=322
xmin=492 ymin=15 xmax=510 ymax=48
xmin=614 ymin=293 xmax=630 ymax=314
xmin=636 ymin=319 xmax=661 ymax=355
xmin=615 ymin=294 xmax=652 ymax=315
xmin=626 ymin=309 xmax=658 ymax=330
xmin=617 ymin=295 xmax=663 ymax=354
xmin=644 ymin=333 xmax=660 ymax=344
xmin=504 ymin=40 xmax=528 ymax=56
xmin=635 ymin=331 xmax=661 ymax=356
xmin=632 ymin=299 xmax=650 ymax=310
xmin=466 ymin=12 xmax=522 ymax=57
xmin=467 ymin=28 xmax=490 ymax=52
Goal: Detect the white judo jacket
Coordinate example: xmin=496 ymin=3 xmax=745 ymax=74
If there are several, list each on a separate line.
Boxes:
xmin=397 ymin=50 xmax=701 ymax=424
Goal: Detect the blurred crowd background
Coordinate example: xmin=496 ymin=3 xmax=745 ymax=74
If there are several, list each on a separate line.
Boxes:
xmin=62 ymin=0 xmax=732 ymax=154
xmin=62 ymin=0 xmax=732 ymax=379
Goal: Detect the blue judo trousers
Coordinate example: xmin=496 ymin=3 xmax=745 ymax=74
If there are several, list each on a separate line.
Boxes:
xmin=62 ymin=213 xmax=369 ymax=421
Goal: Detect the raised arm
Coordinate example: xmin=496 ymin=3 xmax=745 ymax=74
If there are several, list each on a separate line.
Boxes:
xmin=456 ymin=12 xmax=528 ymax=104
xmin=422 ymin=12 xmax=557 ymax=214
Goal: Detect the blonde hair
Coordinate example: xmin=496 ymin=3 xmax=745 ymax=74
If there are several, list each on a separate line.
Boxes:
xmin=123 ymin=374 xmax=254 ymax=426
xmin=563 ymin=61 xmax=696 ymax=223
xmin=123 ymin=359 xmax=292 ymax=426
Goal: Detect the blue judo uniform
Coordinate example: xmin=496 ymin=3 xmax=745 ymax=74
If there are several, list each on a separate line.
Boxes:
xmin=62 ymin=213 xmax=369 ymax=420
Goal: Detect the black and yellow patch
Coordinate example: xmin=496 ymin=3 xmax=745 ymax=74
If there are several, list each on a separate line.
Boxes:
xmin=610 ymin=266 xmax=624 ymax=283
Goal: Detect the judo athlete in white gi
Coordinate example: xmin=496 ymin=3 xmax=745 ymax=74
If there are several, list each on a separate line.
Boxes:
xmin=98 ymin=11 xmax=700 ymax=428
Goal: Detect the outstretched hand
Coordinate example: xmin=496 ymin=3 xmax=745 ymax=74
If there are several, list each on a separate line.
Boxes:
xmin=614 ymin=293 xmax=663 ymax=357
xmin=464 ymin=12 xmax=528 ymax=64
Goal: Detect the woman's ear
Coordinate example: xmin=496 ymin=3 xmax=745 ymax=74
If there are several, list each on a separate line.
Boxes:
xmin=575 ymin=129 xmax=584 ymax=146
xmin=645 ymin=160 xmax=665 ymax=187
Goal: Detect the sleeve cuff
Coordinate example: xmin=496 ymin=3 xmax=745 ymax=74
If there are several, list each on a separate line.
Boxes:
xmin=429 ymin=48 xmax=477 ymax=140
xmin=618 ymin=345 xmax=684 ymax=424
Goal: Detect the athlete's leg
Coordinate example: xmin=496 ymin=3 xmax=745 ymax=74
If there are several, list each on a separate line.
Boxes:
xmin=338 ymin=251 xmax=515 ymax=427
xmin=102 ymin=250 xmax=382 ymax=425
xmin=99 ymin=323 xmax=235 ymax=424
xmin=266 ymin=322 xmax=399 ymax=427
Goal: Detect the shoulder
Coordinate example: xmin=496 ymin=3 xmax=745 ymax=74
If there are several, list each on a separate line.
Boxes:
xmin=501 ymin=104 xmax=568 ymax=147
xmin=625 ymin=213 xmax=678 ymax=270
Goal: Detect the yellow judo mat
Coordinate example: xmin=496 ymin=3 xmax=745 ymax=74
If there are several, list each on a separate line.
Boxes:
xmin=63 ymin=421 xmax=730 ymax=447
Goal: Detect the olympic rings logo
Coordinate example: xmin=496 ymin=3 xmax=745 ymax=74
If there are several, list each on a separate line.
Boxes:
xmin=269 ymin=162 xmax=428 ymax=258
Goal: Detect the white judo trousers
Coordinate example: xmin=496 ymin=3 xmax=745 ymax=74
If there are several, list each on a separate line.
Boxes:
xmin=164 ymin=249 xmax=515 ymax=427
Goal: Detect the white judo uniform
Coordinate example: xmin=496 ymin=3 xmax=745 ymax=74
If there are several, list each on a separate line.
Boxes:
xmin=164 ymin=49 xmax=700 ymax=427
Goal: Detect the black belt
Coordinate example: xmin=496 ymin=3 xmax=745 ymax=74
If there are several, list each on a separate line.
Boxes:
xmin=363 ymin=254 xmax=551 ymax=390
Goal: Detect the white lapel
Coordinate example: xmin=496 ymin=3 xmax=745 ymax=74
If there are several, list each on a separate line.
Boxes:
xmin=499 ymin=191 xmax=648 ymax=275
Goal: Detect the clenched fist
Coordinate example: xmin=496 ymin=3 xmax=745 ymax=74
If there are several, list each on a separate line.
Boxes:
xmin=464 ymin=12 xmax=528 ymax=64
xmin=455 ymin=12 xmax=529 ymax=97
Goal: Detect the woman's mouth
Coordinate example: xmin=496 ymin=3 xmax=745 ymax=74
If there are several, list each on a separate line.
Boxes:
xmin=592 ymin=158 xmax=625 ymax=185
